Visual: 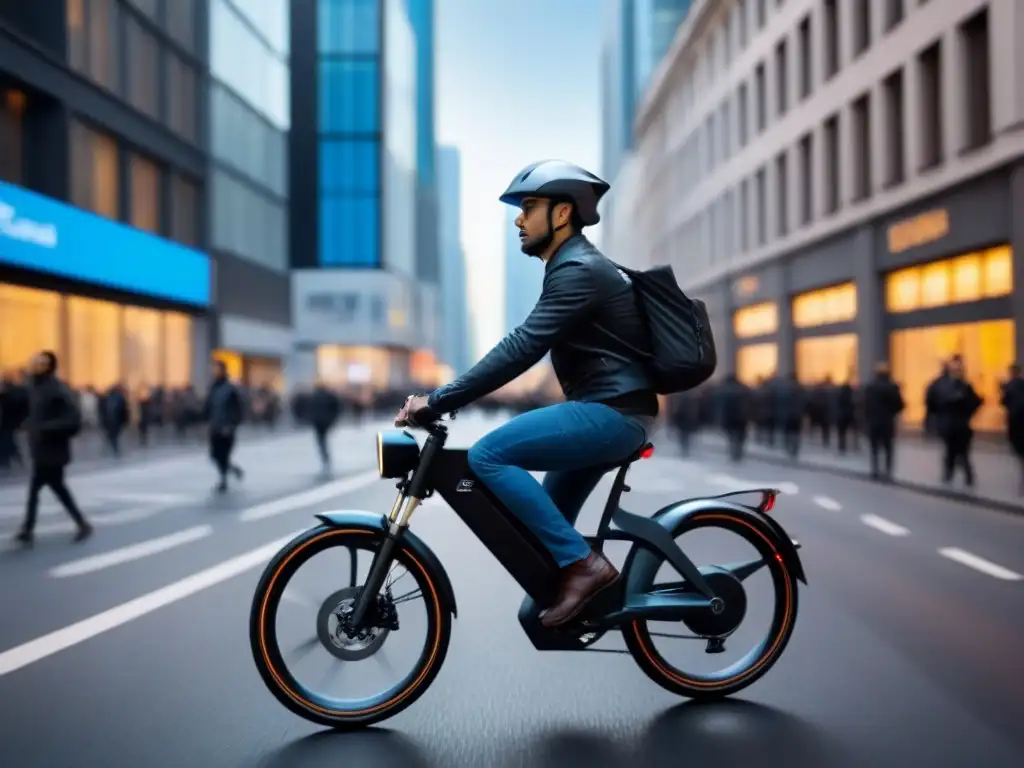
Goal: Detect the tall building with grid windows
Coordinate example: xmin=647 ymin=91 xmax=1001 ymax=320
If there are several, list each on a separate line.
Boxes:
xmin=288 ymin=0 xmax=443 ymax=391
xmin=615 ymin=0 xmax=1024 ymax=433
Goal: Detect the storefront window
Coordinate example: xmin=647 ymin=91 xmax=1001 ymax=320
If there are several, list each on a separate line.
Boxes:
xmin=0 ymin=285 xmax=61 ymax=376
xmin=245 ymin=357 xmax=285 ymax=391
xmin=733 ymin=302 xmax=779 ymax=338
xmin=885 ymin=247 xmax=1013 ymax=312
xmin=795 ymin=334 xmax=858 ymax=384
xmin=889 ymin=319 xmax=1015 ymax=431
xmin=123 ymin=306 xmax=164 ymax=396
xmin=736 ymin=343 xmax=778 ymax=385
xmin=316 ymin=345 xmax=392 ymax=390
xmin=163 ymin=312 xmax=193 ymax=388
xmin=67 ymin=296 xmax=122 ymax=391
xmin=792 ymin=282 xmax=857 ymax=328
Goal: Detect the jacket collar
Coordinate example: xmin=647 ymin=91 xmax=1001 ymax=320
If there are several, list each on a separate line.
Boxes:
xmin=545 ymin=233 xmax=589 ymax=272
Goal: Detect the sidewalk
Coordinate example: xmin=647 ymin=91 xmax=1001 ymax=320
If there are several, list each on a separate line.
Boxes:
xmin=685 ymin=429 xmax=1023 ymax=514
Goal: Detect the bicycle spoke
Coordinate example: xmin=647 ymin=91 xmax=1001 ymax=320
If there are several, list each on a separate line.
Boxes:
xmin=318 ymin=660 xmax=345 ymax=689
xmin=281 ymin=589 xmax=318 ymax=610
xmin=649 ymin=630 xmax=701 ymax=641
xmin=391 ymin=587 xmax=422 ymax=606
xmin=289 ymin=635 xmax=321 ymax=661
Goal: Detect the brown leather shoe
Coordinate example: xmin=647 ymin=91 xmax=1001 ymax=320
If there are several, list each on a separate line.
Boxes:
xmin=540 ymin=551 xmax=620 ymax=627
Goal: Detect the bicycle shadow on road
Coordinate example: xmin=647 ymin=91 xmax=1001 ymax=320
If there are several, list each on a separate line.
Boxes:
xmin=255 ymin=727 xmax=434 ymax=768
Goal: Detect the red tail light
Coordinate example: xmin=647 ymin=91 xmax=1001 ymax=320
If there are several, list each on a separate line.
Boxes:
xmin=760 ymin=492 xmax=776 ymax=513
xmin=640 ymin=445 xmax=655 ymax=459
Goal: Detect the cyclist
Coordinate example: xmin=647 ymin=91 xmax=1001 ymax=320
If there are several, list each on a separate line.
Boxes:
xmin=397 ymin=160 xmax=658 ymax=627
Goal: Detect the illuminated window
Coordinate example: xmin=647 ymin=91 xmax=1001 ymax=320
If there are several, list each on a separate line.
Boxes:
xmin=87 ymin=0 xmax=121 ymax=94
xmin=982 ymin=246 xmax=1013 ymax=297
xmin=0 ymin=90 xmax=25 ymax=184
xmin=129 ymin=154 xmax=161 ymax=233
xmin=67 ymin=0 xmax=86 ymax=71
xmin=245 ymin=357 xmax=285 ymax=391
xmin=889 ymin=319 xmax=1015 ymax=431
xmin=67 ymin=297 xmax=122 ymax=390
xmin=316 ymin=345 xmax=392 ymax=389
xmin=733 ymin=302 xmax=779 ymax=338
xmin=885 ymin=247 xmax=1013 ymax=312
xmin=123 ymin=306 xmax=164 ymax=395
xmin=163 ymin=312 xmax=193 ymax=387
xmin=736 ymin=343 xmax=779 ymax=385
xmin=0 ymin=285 xmax=62 ymax=375
xmin=792 ymin=282 xmax=857 ymax=328
xmin=795 ymin=334 xmax=858 ymax=384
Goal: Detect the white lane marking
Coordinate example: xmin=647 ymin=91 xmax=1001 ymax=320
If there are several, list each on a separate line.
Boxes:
xmin=239 ymin=471 xmax=380 ymax=521
xmin=813 ymin=495 xmax=842 ymax=511
xmin=938 ymin=548 xmax=1024 ymax=581
xmin=775 ymin=481 xmax=799 ymax=495
xmin=0 ymin=530 xmax=304 ymax=677
xmin=860 ymin=514 xmax=910 ymax=537
xmin=49 ymin=526 xmax=214 ymax=579
xmin=708 ymin=473 xmax=744 ymax=487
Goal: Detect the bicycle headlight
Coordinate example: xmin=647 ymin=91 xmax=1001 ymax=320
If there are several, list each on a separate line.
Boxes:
xmin=376 ymin=430 xmax=421 ymax=479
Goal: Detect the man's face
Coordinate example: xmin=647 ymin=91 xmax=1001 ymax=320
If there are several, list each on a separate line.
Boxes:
xmin=948 ymin=359 xmax=964 ymax=379
xmin=515 ymin=197 xmax=570 ymax=257
xmin=211 ymin=362 xmax=226 ymax=380
xmin=28 ymin=354 xmax=47 ymax=376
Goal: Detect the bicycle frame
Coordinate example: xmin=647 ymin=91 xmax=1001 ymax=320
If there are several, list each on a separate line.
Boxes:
xmin=349 ymin=421 xmax=804 ymax=645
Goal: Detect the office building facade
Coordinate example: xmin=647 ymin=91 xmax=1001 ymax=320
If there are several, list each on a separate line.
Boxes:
xmin=437 ymin=145 xmax=470 ymax=376
xmin=0 ymin=0 xmax=212 ymax=393
xmin=621 ymin=0 xmax=1024 ymax=432
xmin=207 ymin=0 xmax=292 ymax=390
xmin=289 ymin=0 xmax=441 ymax=391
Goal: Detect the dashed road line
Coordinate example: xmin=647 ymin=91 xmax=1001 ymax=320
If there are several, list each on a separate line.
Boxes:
xmin=937 ymin=547 xmax=1023 ymax=581
xmin=50 ymin=525 xmax=213 ymax=578
xmin=813 ymin=495 xmax=842 ymax=511
xmin=860 ymin=514 xmax=910 ymax=537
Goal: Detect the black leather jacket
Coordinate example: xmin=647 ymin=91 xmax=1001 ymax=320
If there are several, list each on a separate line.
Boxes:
xmin=428 ymin=235 xmax=656 ymax=415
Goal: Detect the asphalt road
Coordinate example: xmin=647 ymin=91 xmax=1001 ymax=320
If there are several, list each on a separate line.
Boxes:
xmin=0 ymin=414 xmax=1021 ymax=767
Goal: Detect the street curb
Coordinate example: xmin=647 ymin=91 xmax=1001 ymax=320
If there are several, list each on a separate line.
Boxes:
xmin=697 ymin=442 xmax=1024 ymax=517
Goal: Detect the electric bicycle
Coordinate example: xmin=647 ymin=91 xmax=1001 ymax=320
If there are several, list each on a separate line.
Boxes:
xmin=249 ymin=414 xmax=806 ymax=729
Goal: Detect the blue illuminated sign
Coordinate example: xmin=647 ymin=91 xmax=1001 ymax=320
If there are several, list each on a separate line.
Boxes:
xmin=0 ymin=180 xmax=211 ymax=307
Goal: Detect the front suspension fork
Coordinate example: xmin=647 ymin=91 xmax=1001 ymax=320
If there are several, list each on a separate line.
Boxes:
xmin=349 ymin=490 xmax=422 ymax=628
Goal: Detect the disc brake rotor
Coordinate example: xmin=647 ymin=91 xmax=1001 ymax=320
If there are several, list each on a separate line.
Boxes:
xmin=316 ymin=586 xmax=390 ymax=661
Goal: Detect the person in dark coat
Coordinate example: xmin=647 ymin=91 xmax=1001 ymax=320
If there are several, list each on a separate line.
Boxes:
xmin=307 ymin=380 xmax=341 ymax=472
xmin=1000 ymin=363 xmax=1024 ymax=492
xmin=13 ymin=351 xmax=92 ymax=546
xmin=931 ymin=357 xmax=982 ymax=486
xmin=776 ymin=373 xmax=806 ymax=458
xmin=862 ymin=362 xmax=905 ymax=481
xmin=715 ymin=374 xmax=751 ymax=461
xmin=204 ymin=360 xmax=245 ymax=493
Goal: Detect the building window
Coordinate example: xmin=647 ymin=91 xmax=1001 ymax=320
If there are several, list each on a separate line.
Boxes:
xmin=171 ymin=174 xmax=199 ymax=246
xmin=798 ymin=132 xmax=813 ymax=225
xmin=69 ymin=0 xmax=122 ymax=95
xmin=792 ymin=283 xmax=857 ymax=327
xmin=166 ymin=53 xmax=197 ymax=141
xmin=797 ymin=14 xmax=811 ymax=100
xmin=738 ymin=82 xmax=749 ymax=146
xmin=166 ymin=0 xmax=197 ymax=51
xmin=163 ymin=312 xmax=193 ymax=388
xmin=775 ymin=39 xmax=788 ymax=117
xmin=0 ymin=90 xmax=25 ymax=184
xmin=320 ymin=196 xmax=380 ymax=266
xmin=736 ymin=342 xmax=778 ymax=385
xmin=319 ymin=0 xmax=380 ymax=54
xmin=129 ymin=154 xmax=161 ymax=233
xmin=918 ymin=41 xmax=943 ymax=170
xmin=754 ymin=62 xmax=766 ymax=134
xmin=69 ymin=120 xmax=119 ymax=220
xmin=884 ymin=0 xmax=905 ymax=32
xmin=67 ymin=296 xmax=122 ymax=391
xmin=756 ymin=0 xmax=767 ymax=30
xmin=126 ymin=14 xmax=160 ymax=119
xmin=775 ymin=151 xmax=788 ymax=237
xmin=755 ymin=166 xmax=767 ymax=245
xmin=823 ymin=113 xmax=840 ymax=215
xmin=796 ymin=334 xmax=858 ymax=385
xmin=853 ymin=0 xmax=871 ymax=58
xmin=212 ymin=170 xmax=287 ymax=271
xmin=734 ymin=302 xmax=779 ymax=339
xmin=885 ymin=247 xmax=1013 ymax=312
xmin=739 ymin=178 xmax=749 ymax=251
xmin=823 ymin=0 xmax=838 ymax=81
xmin=961 ymin=8 xmax=992 ymax=152
xmin=851 ymin=93 xmax=871 ymax=202
xmin=0 ymin=285 xmax=62 ymax=376
xmin=736 ymin=0 xmax=748 ymax=49
xmin=720 ymin=100 xmax=731 ymax=158
xmin=319 ymin=59 xmax=380 ymax=134
xmin=882 ymin=68 xmax=905 ymax=188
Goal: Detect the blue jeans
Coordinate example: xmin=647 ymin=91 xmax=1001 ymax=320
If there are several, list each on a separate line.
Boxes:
xmin=467 ymin=402 xmax=648 ymax=567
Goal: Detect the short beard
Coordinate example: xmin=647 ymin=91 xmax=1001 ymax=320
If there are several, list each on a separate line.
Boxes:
xmin=520 ymin=232 xmax=551 ymax=257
